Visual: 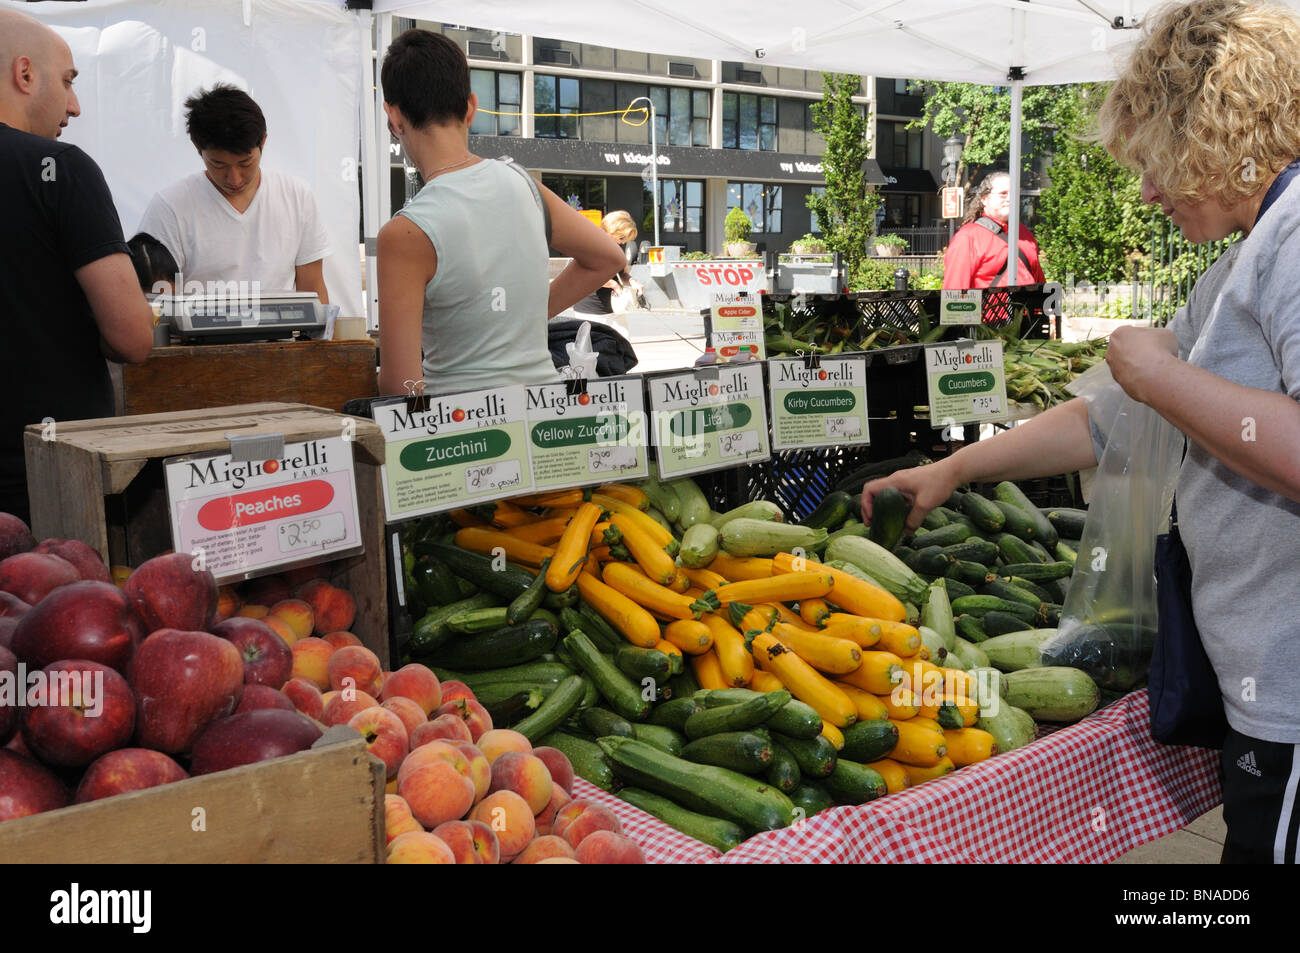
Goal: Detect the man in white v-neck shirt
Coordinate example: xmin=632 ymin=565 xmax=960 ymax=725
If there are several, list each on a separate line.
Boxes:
xmin=137 ymin=84 xmax=331 ymax=301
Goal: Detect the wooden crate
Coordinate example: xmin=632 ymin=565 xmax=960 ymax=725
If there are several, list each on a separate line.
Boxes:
xmin=22 ymin=402 xmax=392 ymax=665
xmin=0 ymin=730 xmax=386 ymax=863
xmin=120 ymin=340 xmax=378 ymax=415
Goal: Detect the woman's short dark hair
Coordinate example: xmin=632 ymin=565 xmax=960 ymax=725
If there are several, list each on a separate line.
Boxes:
xmin=185 ymin=84 xmax=267 ymax=154
xmin=381 ymin=30 xmax=471 ymax=128
xmin=127 ymin=233 xmax=179 ymax=293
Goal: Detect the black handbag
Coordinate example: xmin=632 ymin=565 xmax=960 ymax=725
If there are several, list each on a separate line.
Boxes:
xmin=1148 ymin=496 xmax=1229 ymax=748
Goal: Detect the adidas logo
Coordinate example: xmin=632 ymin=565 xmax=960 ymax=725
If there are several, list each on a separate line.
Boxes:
xmin=1237 ymin=751 xmax=1262 ymax=777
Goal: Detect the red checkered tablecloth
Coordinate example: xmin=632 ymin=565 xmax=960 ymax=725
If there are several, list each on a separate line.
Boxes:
xmin=572 ymin=689 xmax=1222 ymax=864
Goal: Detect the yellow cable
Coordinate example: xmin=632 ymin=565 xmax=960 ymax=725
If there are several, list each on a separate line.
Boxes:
xmin=477 ymin=105 xmax=650 ymax=126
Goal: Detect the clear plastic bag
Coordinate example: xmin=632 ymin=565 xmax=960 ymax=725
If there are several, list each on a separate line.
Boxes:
xmin=561 ymin=321 xmax=600 ymax=380
xmin=1038 ymin=363 xmax=1183 ymax=691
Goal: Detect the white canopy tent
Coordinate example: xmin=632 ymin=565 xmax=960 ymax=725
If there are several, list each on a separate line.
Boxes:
xmin=372 ymin=0 xmax=1300 ymax=282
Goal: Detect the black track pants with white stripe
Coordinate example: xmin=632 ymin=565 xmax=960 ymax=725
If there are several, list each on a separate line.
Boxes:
xmin=1220 ymin=726 xmax=1300 ymax=863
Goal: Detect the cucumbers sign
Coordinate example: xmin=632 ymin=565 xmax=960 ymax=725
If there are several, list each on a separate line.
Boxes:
xmin=374 ymin=385 xmax=533 ymax=521
xmin=523 ymin=376 xmax=649 ymax=489
xmin=924 ymin=340 xmax=1008 ymax=427
xmin=649 ymin=363 xmax=771 ymax=478
xmin=768 ymin=356 xmax=869 ymax=450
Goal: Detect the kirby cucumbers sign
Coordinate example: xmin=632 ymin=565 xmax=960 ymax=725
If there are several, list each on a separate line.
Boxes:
xmin=649 ymin=362 xmax=770 ymax=478
xmin=374 ymin=385 xmax=533 ymax=521
xmin=925 ymin=340 xmax=1008 ymax=426
xmin=768 ymin=356 xmax=869 ymax=450
xmin=524 ymin=376 xmax=649 ymax=489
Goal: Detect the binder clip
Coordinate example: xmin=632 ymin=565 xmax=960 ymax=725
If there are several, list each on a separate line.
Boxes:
xmin=404 ymin=379 xmax=431 ymax=414
xmin=564 ymin=375 xmax=589 ymax=397
xmin=798 ymin=348 xmax=822 ymax=370
xmin=228 ymin=432 xmax=284 ymax=463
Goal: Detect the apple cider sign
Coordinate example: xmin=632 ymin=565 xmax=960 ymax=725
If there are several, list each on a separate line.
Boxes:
xmin=164 ymin=437 xmax=363 ymax=583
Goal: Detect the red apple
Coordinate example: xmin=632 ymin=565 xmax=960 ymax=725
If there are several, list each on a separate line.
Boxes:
xmin=233 ymin=684 xmax=296 ymax=714
xmin=242 ymin=575 xmax=291 ymax=608
xmin=0 ymin=645 xmax=18 ymax=745
xmin=20 ymin=660 xmax=135 ymax=767
xmin=211 ymin=617 xmax=293 ymax=688
xmin=10 ymin=581 xmax=143 ymax=674
xmin=0 ymin=551 xmax=79 ymax=606
xmin=189 ymin=708 xmax=322 ymax=775
xmin=123 ymin=553 xmax=217 ymax=635
xmin=0 ymin=591 xmax=30 ymax=619
xmin=74 ymin=748 xmax=189 ymax=803
xmin=32 ymin=538 xmax=111 ymax=584
xmin=128 ymin=629 xmax=244 ymax=754
xmin=0 ymin=514 xmax=36 ymax=562
xmin=0 ymin=617 xmax=16 ymax=651
xmin=0 ymin=748 xmax=69 ymax=820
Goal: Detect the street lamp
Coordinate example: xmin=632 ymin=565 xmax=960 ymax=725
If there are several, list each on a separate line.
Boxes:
xmin=941 ymin=135 xmax=965 ymax=242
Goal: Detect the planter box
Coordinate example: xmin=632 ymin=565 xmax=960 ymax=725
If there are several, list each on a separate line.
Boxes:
xmin=0 ymin=730 xmax=385 ymax=864
xmin=22 ymin=402 xmax=392 ymax=665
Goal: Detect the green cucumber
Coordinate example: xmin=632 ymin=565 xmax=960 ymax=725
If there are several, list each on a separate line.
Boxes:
xmin=564 ymin=631 xmax=652 ymax=721
xmin=617 ymin=787 xmax=745 ymax=852
xmin=982 ymin=610 xmax=1037 ymax=637
xmin=906 ymin=544 xmax=954 ymax=576
xmin=684 ymin=690 xmax=792 ymax=740
xmin=445 ymin=606 xmax=510 ymax=635
xmin=912 ymin=523 xmax=971 ymax=549
xmin=667 ymin=667 xmax=701 ymax=700
xmin=599 ymin=737 xmax=796 ymax=831
xmin=946 ymin=560 xmax=997 ymax=587
xmin=976 ymin=703 xmax=1037 ymax=753
xmin=826 ymin=759 xmax=887 ymax=805
xmin=979 ymin=628 xmax=1057 ymax=672
xmin=1046 ymin=508 xmax=1088 ymax=539
xmin=979 ymin=579 xmax=1044 ymax=611
xmin=1004 ymin=666 xmax=1100 ymax=722
xmin=999 ymin=561 xmax=1074 ymax=582
xmin=839 ymin=719 xmax=899 ymax=762
xmin=959 ymin=491 xmax=1005 ymax=533
xmin=833 ymin=450 xmax=932 ymax=494
xmin=513 ymin=675 xmax=588 ymax=741
xmin=788 ymin=781 xmax=834 ymax=818
xmin=695 ymin=688 xmax=821 ymax=740
xmin=951 ymin=595 xmax=1039 ymax=624
xmin=632 ymin=723 xmax=686 ymax=757
xmin=766 ymin=740 xmax=802 ymax=793
xmin=720 ymin=519 xmax=827 ymax=558
xmin=954 ymin=613 xmax=987 ymax=643
xmin=804 ymin=491 xmax=854 ymax=531
xmin=682 ymin=730 xmax=774 ymax=774
xmin=941 ymin=538 xmax=999 ymax=566
xmin=540 ymin=730 xmax=617 ymax=792
xmin=426 ymin=618 xmax=558 ymax=670
xmin=410 ymin=592 xmax=498 ymax=656
xmin=1054 ymin=538 xmax=1079 ymax=566
xmin=579 ymin=706 xmax=636 ymax=738
xmin=867 ymin=486 xmax=910 ymax=551
xmin=997 ymin=533 xmax=1047 ymax=565
xmin=940 ymin=577 xmax=977 ymax=601
xmin=774 ymin=732 xmax=837 ymax=778
xmin=649 ymin=696 xmax=703 ymax=732
xmin=1003 ymin=576 xmax=1054 ymax=602
xmin=613 ymin=644 xmax=673 ymax=681
xmin=992 ymin=500 xmax=1038 ymax=542
xmin=993 ymin=482 xmax=1058 ymax=546
xmin=679 ymin=523 xmax=720 ymax=569
xmin=507 ymin=558 xmax=551 ymax=625
xmin=920 ymin=508 xmax=950 ymax=530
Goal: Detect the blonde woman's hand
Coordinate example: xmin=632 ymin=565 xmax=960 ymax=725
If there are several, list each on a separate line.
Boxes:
xmin=1106 ymin=326 xmax=1179 ymax=404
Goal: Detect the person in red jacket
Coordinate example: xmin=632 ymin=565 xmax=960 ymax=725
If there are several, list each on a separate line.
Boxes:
xmin=942 ymin=171 xmax=1046 ymax=289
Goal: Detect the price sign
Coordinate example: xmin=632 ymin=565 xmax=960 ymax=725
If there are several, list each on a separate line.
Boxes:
xmin=648 ymin=362 xmax=770 ymax=478
xmin=707 ymin=292 xmax=765 ymax=361
xmin=925 ymin=339 xmax=1009 ymax=427
xmin=768 ymin=356 xmax=870 ymax=451
xmin=940 ymin=289 xmax=983 ymax=326
xmin=523 ymin=376 xmax=648 ymax=490
xmin=164 ymin=436 xmax=363 ymax=584
xmin=374 ymin=385 xmax=534 ymax=522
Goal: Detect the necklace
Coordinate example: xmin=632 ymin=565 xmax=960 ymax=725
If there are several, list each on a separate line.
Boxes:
xmin=421 ymin=154 xmax=475 ymax=179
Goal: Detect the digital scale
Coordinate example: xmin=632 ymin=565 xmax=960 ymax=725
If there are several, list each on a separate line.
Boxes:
xmin=154 ymin=291 xmax=328 ymax=343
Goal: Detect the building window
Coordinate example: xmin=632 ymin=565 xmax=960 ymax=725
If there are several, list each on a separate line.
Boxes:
xmin=722 ymin=92 xmax=777 ymax=151
xmin=645 ymin=85 xmax=709 ymax=147
xmin=644 ymin=178 xmax=703 ymax=233
xmin=878 ymin=120 xmax=924 ymax=169
xmin=726 ymin=182 xmax=783 ymax=233
xmin=541 ymin=174 xmax=606 ymax=214
xmin=808 ymin=186 xmax=826 ymax=234
xmin=535 ymin=74 xmax=581 ymax=138
xmin=883 ymin=194 xmax=922 ymax=228
xmin=469 ymin=70 xmax=521 ymax=137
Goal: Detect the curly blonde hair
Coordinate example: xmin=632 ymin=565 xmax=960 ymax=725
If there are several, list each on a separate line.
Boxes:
xmin=601 ymin=210 xmax=638 ymax=244
xmin=1098 ymin=0 xmax=1300 ymax=207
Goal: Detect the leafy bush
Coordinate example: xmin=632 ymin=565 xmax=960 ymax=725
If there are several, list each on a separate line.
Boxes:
xmin=680 ymin=251 xmax=713 ymax=261
xmin=874 ymin=234 xmax=908 ymax=251
xmin=724 ymin=207 xmax=754 ymax=245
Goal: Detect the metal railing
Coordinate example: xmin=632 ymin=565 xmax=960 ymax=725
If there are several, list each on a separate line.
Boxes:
xmin=876 ymin=226 xmax=951 ymax=256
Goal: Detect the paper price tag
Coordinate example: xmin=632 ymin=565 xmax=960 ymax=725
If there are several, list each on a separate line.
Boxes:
xmin=276 ymin=512 xmax=347 ymax=554
xmin=587 ymin=445 xmax=639 ymax=474
xmin=465 ymin=460 xmax=523 ymax=494
xmin=824 ymin=415 xmax=862 ymax=439
xmin=718 ymin=429 xmax=761 ymax=458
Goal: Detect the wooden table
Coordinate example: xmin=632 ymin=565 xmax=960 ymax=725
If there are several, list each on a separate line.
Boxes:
xmin=120 ymin=339 xmax=378 ymax=415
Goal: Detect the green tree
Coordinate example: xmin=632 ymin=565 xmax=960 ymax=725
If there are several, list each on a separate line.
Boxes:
xmin=807 ymin=73 xmax=880 ymax=277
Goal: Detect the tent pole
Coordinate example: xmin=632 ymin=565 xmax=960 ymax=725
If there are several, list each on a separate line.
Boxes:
xmin=1007 ymin=79 xmax=1022 ymax=285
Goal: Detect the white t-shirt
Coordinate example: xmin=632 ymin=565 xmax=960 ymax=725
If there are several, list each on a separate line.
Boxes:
xmin=136 ymin=170 xmax=331 ymax=292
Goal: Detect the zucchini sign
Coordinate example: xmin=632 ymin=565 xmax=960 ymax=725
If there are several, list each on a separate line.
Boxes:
xmin=523 ymin=376 xmax=648 ymax=489
xmin=924 ymin=340 xmax=1008 ymax=427
xmin=768 ymin=356 xmax=870 ymax=450
xmin=373 ymin=385 xmax=533 ymax=521
xmin=648 ymin=362 xmax=770 ymax=478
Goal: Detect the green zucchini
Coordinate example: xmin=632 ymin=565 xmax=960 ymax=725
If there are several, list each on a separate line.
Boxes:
xmin=613 ymin=643 xmax=673 ymax=681
xmin=766 ymin=740 xmax=802 ymax=793
xmin=632 ymin=723 xmax=686 ymax=757
xmin=446 ymin=660 xmax=574 ymax=688
xmin=1046 ymin=508 xmax=1088 ymax=539
xmin=822 ymin=521 xmax=869 ymax=550
xmin=867 ymin=486 xmax=911 ymax=551
xmin=918 ymin=625 xmax=950 ymax=666
xmin=720 ymin=519 xmax=827 ymax=558
xmin=967 ymin=666 xmax=1008 ymax=709
xmin=564 ymin=631 xmax=652 ymax=721
xmin=413 ymin=555 xmax=463 ymax=607
xmin=410 ymin=592 xmax=498 ymax=656
xmin=941 ymin=538 xmax=999 ymax=566
xmin=507 ymin=558 xmax=551 ymax=625
xmin=679 ymin=523 xmax=720 ymax=569
xmin=999 ymin=561 xmax=1074 ymax=582
xmin=826 ymin=759 xmax=887 ymax=805
xmin=912 ymin=523 xmax=971 ymax=549
xmin=599 ymin=737 xmax=796 ymax=831
xmin=513 ymin=675 xmax=588 ymax=742
xmin=644 ymin=509 xmax=675 ymax=536
xmin=979 ymin=628 xmax=1057 ymax=672
xmin=470 ymin=681 xmax=558 ymax=709
xmin=774 ymin=733 xmax=837 ymax=778
xmin=1004 ymin=666 xmax=1100 ymax=722
xmin=483 ymin=689 xmax=544 ymax=726
xmin=579 ymin=706 xmax=635 ymax=738
xmin=617 ymin=787 xmax=745 ymax=852
xmin=993 ymin=482 xmax=1058 ymax=546
xmin=920 ymin=583 xmax=957 ymax=652
xmin=639 ymin=471 xmax=682 ymax=523
xmin=445 ymin=606 xmax=510 ymax=635
xmin=695 ymin=688 xmax=822 ymax=740
xmin=669 ymin=477 xmax=712 ymax=529
xmin=542 ymin=584 xmax=580 ymax=610
xmin=541 ymin=730 xmax=617 ymax=792
xmin=713 ymin=500 xmax=784 ymax=530
xmin=684 ymin=690 xmax=792 ymax=740
xmin=992 ymin=500 xmax=1038 ymax=542
xmin=649 ymin=696 xmax=703 ymax=732
xmin=426 ymin=618 xmax=558 ymax=670
xmin=839 ymin=719 xmax=899 ymax=763
xmin=825 ymin=536 xmax=929 ymax=605
xmin=788 ymin=781 xmax=834 ymax=819
xmin=976 ymin=703 xmax=1038 ymax=754
xmin=682 ymin=730 xmax=774 ymax=774
xmin=575 ymin=603 xmax=623 ymax=652
xmin=947 ymin=636 xmax=990 ymax=671
xmin=959 ymin=491 xmax=1005 ymax=533
xmin=416 ymin=542 xmax=537 ymax=601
